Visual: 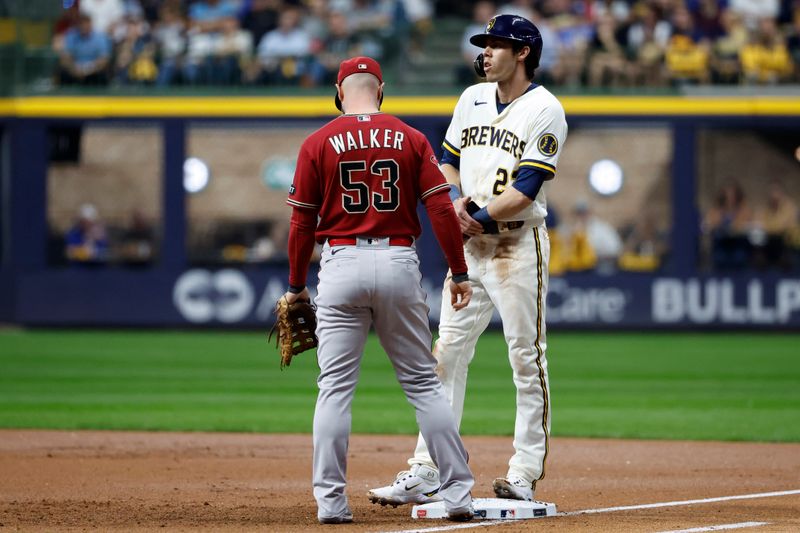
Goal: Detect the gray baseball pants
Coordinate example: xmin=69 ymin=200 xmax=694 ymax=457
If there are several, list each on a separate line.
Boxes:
xmin=312 ymin=238 xmax=474 ymax=521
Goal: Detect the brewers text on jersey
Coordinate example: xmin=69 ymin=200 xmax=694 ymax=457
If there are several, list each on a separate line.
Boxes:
xmin=455 ymin=125 xmax=526 ymax=158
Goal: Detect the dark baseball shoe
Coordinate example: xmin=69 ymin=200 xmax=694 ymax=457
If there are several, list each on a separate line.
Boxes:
xmin=493 ymin=475 xmax=534 ymax=501
xmin=367 ymin=464 xmax=442 ymax=507
xmin=318 ymin=509 xmax=353 ymax=524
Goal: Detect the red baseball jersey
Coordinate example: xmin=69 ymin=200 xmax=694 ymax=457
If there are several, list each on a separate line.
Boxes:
xmin=287 ymin=113 xmax=450 ymax=241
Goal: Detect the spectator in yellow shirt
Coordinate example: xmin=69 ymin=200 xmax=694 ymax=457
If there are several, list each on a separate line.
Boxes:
xmin=754 ymin=180 xmax=799 ymax=269
xmin=665 ymin=8 xmax=711 ymax=84
xmin=740 ymin=18 xmax=793 ymax=83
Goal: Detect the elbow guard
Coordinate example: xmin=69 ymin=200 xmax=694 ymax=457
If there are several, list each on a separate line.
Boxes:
xmin=512 ymin=167 xmax=548 ymax=200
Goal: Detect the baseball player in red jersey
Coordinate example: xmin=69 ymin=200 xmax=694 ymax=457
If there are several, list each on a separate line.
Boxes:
xmin=281 ymin=57 xmax=475 ymax=524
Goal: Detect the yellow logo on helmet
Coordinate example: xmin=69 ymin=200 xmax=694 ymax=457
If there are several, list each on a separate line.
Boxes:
xmin=486 ymin=17 xmax=496 ymax=31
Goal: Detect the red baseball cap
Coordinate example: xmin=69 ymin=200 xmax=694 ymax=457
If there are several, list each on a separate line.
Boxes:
xmin=336 ymin=56 xmax=383 ymax=85
xmin=334 ymin=56 xmax=384 ymax=112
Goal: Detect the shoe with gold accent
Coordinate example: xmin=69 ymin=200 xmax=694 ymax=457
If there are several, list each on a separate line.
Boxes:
xmin=367 ymin=464 xmax=442 ymax=507
xmin=492 ymin=475 xmax=534 ymax=501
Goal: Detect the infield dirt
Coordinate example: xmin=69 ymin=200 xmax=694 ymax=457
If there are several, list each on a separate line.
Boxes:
xmin=1 ymin=430 xmax=798 ymax=532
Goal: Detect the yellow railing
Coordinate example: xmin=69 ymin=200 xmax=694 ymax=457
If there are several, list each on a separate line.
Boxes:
xmin=1 ymin=95 xmax=799 ymax=118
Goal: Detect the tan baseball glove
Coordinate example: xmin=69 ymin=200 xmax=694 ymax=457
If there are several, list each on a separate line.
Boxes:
xmin=269 ymin=296 xmax=318 ymax=368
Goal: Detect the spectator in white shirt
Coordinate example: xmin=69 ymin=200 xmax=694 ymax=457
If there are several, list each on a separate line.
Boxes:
xmin=153 ymin=4 xmax=187 ymax=86
xmin=184 ymin=0 xmax=240 ymax=83
xmin=249 ymin=7 xmax=312 ymax=84
xmin=729 ymin=0 xmax=779 ymax=30
xmin=80 ymin=0 xmax=126 ymax=36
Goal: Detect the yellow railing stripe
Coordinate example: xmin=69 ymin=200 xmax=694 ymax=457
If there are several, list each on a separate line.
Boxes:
xmin=0 ymin=95 xmax=799 ymax=118
xmin=560 ymin=96 xmax=800 ymax=115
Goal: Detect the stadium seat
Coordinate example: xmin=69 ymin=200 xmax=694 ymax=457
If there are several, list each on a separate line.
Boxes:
xmin=0 ymin=18 xmax=16 ymax=44
xmin=19 ymin=20 xmax=50 ymax=47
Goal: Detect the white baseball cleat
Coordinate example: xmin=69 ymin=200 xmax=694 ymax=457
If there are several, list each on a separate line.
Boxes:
xmin=367 ymin=464 xmax=442 ymax=507
xmin=492 ymin=475 xmax=534 ymax=501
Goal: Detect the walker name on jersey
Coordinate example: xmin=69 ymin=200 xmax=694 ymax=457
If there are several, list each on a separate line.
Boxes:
xmin=460 ymin=125 xmax=526 ymax=158
xmin=328 ymin=128 xmax=405 ymax=154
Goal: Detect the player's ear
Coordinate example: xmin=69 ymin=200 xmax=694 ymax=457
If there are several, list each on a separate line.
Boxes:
xmin=334 ymin=83 xmax=344 ymax=112
xmin=517 ymin=45 xmax=531 ymax=62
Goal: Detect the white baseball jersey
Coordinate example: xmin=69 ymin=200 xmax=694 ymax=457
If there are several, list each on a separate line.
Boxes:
xmin=442 ymin=82 xmax=567 ymax=225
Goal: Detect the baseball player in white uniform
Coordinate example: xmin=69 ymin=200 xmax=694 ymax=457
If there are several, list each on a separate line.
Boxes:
xmin=369 ymin=13 xmax=567 ymax=506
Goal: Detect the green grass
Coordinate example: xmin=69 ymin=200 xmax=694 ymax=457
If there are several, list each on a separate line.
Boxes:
xmin=0 ymin=330 xmax=798 ymax=442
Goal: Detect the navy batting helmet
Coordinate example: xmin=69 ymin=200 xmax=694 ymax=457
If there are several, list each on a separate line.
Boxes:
xmin=470 ymin=14 xmax=543 ymax=73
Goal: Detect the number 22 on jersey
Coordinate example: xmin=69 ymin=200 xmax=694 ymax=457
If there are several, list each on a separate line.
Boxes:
xmin=493 ymin=167 xmax=518 ymax=196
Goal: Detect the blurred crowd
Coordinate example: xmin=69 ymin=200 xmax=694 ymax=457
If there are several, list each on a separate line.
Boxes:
xmin=546 ymin=199 xmax=667 ymax=275
xmin=701 ymin=180 xmax=800 ymax=272
xmin=459 ymin=0 xmax=800 ymax=87
xmin=59 ymin=185 xmax=800 ymax=273
xmin=545 ymin=177 xmax=800 ymax=275
xmin=53 ymin=0 xmax=428 ymax=86
xmin=52 ymin=0 xmax=800 ymax=88
xmin=57 ymin=185 xmax=800 ymax=276
xmin=59 ymin=203 xmax=157 ymax=266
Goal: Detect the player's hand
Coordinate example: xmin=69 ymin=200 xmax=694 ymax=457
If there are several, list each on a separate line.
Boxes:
xmin=449 ymin=279 xmax=472 ymax=310
xmin=283 ymin=287 xmax=310 ymax=305
xmin=454 ymin=196 xmax=484 ymax=237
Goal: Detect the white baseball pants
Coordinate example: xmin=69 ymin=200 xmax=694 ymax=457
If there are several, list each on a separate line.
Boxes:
xmin=410 ymin=225 xmax=552 ymax=485
xmin=312 ymin=239 xmax=474 ymax=521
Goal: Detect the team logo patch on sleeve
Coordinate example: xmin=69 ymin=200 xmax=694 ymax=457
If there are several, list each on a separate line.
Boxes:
xmin=537 ymin=133 xmax=558 ymax=156
xmin=430 ymin=154 xmax=438 ymax=165
xmin=289 ymin=184 xmax=296 ymax=195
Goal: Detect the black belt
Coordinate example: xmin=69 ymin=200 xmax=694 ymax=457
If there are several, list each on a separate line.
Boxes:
xmin=487 ymin=220 xmax=526 ymax=234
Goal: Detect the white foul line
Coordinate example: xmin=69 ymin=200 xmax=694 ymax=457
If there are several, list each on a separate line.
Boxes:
xmin=655 ymin=522 xmax=769 ymax=533
xmin=558 ymin=488 xmax=800 ymax=516
xmin=374 ymin=488 xmax=800 ymax=533
xmin=377 ymin=521 xmax=513 ymax=533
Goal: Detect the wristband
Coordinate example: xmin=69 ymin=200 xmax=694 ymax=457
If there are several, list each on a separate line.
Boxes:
xmin=288 ymin=284 xmax=306 ymax=294
xmin=448 ymin=184 xmax=462 ymax=202
xmin=471 ymin=206 xmax=494 ymax=224
xmin=452 ymin=272 xmax=469 ymax=283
